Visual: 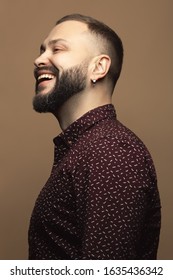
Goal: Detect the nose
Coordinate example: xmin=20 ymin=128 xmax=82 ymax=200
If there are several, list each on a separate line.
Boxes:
xmin=34 ymin=51 xmax=50 ymax=67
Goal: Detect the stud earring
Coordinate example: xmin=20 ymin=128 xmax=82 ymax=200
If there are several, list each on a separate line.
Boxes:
xmin=92 ymin=79 xmax=97 ymax=84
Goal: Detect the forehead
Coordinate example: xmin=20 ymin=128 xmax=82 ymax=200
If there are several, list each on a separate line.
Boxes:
xmin=44 ymin=20 xmax=89 ymax=45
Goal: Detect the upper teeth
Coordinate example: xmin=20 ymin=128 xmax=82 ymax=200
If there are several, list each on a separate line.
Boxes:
xmin=38 ymin=74 xmax=54 ymax=80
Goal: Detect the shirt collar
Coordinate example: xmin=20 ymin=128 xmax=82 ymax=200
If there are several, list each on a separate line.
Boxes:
xmin=53 ymin=104 xmax=116 ymax=147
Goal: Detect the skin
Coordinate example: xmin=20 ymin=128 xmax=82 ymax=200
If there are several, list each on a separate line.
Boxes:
xmin=34 ymin=20 xmax=113 ymax=130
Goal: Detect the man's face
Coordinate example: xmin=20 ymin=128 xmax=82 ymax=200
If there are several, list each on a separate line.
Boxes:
xmin=33 ymin=21 xmax=94 ymax=113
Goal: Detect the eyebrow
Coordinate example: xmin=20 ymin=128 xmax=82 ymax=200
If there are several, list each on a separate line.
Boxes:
xmin=40 ymin=39 xmax=69 ymax=52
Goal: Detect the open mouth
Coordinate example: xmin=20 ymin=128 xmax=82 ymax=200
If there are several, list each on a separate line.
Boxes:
xmin=37 ymin=73 xmax=55 ymax=84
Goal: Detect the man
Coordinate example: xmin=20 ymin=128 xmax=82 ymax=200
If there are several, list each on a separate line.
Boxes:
xmin=29 ymin=14 xmax=161 ymax=259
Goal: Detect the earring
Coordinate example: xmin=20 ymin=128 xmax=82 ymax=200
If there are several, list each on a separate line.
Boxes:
xmin=92 ymin=79 xmax=97 ymax=84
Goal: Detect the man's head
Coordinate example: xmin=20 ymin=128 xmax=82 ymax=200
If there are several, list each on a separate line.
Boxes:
xmin=33 ymin=14 xmax=123 ymax=113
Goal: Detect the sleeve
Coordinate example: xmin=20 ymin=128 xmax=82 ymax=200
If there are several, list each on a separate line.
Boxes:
xmin=74 ymin=136 xmax=161 ymax=259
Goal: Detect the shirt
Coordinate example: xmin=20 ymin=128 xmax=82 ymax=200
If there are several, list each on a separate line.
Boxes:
xmin=28 ymin=104 xmax=161 ymax=259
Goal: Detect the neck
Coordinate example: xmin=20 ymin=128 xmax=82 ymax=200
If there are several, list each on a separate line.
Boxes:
xmin=54 ymin=89 xmax=112 ymax=131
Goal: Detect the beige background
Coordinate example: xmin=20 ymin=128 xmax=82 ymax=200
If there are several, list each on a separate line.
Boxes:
xmin=0 ymin=0 xmax=172 ymax=259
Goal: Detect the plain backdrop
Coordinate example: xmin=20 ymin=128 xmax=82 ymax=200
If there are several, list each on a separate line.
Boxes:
xmin=0 ymin=0 xmax=172 ymax=259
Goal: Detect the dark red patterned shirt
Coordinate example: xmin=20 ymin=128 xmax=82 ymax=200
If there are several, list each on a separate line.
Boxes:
xmin=28 ymin=104 xmax=161 ymax=259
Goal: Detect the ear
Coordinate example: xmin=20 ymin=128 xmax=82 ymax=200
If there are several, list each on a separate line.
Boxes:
xmin=90 ymin=54 xmax=111 ymax=82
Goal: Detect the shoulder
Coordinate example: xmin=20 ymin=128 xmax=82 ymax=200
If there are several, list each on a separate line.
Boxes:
xmin=86 ymin=119 xmax=149 ymax=157
xmin=82 ymin=119 xmax=156 ymax=176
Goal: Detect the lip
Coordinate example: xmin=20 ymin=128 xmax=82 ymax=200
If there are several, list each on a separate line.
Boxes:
xmin=38 ymin=79 xmax=55 ymax=85
xmin=34 ymin=69 xmax=56 ymax=81
xmin=36 ymin=76 xmax=56 ymax=92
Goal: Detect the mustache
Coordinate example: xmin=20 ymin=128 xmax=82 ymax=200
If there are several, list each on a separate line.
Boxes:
xmin=34 ymin=65 xmax=59 ymax=79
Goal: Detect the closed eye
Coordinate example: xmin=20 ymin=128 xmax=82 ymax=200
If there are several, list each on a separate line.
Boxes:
xmin=52 ymin=45 xmax=66 ymax=53
xmin=53 ymin=47 xmax=61 ymax=53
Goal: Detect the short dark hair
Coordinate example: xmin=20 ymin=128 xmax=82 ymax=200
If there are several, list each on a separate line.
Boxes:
xmin=56 ymin=14 xmax=124 ymax=89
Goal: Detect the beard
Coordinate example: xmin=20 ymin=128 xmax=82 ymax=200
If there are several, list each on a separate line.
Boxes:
xmin=32 ymin=62 xmax=88 ymax=113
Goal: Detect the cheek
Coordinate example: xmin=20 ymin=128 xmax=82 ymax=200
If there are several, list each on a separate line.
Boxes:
xmin=51 ymin=52 xmax=87 ymax=70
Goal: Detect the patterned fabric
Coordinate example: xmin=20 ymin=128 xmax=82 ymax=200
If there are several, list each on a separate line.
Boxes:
xmin=28 ymin=104 xmax=161 ymax=259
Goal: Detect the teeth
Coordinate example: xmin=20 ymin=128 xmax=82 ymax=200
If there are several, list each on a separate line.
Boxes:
xmin=38 ymin=74 xmax=54 ymax=81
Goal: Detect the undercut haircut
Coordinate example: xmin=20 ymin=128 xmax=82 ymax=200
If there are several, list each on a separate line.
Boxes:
xmin=56 ymin=14 xmax=124 ymax=90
